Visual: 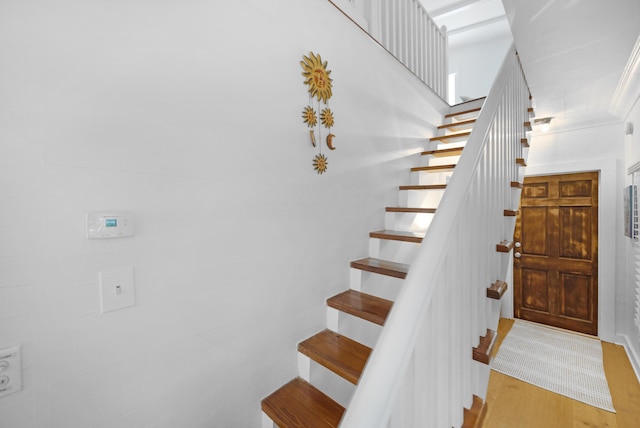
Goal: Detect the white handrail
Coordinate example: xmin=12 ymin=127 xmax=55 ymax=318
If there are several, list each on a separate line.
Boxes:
xmin=340 ymin=44 xmax=529 ymax=428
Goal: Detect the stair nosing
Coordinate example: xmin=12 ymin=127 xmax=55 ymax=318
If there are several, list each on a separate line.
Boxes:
xmin=399 ymin=184 xmax=447 ymax=190
xmin=369 ymin=229 xmax=425 ymax=243
xmin=430 ymin=131 xmax=471 ymax=142
xmin=350 ymin=257 xmax=410 ymax=279
xmin=386 ymin=207 xmax=437 ymax=214
xmin=411 ymin=164 xmax=456 ymax=172
xmin=421 ymin=147 xmax=464 ymax=157
xmin=437 ymin=118 xmax=476 ymax=130
xmin=445 ymin=106 xmax=481 ymax=118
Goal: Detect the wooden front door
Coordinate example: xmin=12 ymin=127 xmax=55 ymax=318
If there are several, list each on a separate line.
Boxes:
xmin=513 ymin=172 xmax=599 ymax=336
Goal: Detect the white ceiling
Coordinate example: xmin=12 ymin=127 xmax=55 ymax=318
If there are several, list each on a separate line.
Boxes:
xmin=422 ymin=0 xmax=511 ymax=47
xmin=421 ymin=0 xmax=640 ymax=132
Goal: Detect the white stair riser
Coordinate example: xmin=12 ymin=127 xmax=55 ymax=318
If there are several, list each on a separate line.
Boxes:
xmin=351 ymin=269 xmax=403 ymax=302
xmin=326 ymin=309 xmax=383 ymax=349
xmin=261 ymin=412 xmax=275 ymax=428
xmin=369 ymin=238 xmax=421 ymax=265
xmin=412 ymin=170 xmax=453 ymax=186
xmin=419 ymin=154 xmax=461 ymax=167
xmin=404 ymin=189 xmax=445 ymax=208
xmin=307 ymin=359 xmax=356 ymax=408
xmin=384 ymin=212 xmax=435 ymax=232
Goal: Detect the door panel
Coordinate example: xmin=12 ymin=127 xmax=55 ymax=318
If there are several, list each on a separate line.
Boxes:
xmin=521 ymin=269 xmax=550 ymax=311
xmin=514 ymin=172 xmax=599 ymax=335
xmin=559 ymin=273 xmax=591 ymax=320
xmin=521 ymin=207 xmax=549 ymax=256
xmin=559 ymin=207 xmax=591 ymax=259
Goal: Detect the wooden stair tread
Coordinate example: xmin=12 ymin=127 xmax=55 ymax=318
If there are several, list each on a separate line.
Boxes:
xmin=496 ymin=240 xmax=514 ymax=253
xmin=298 ymin=330 xmax=371 ymax=384
xmin=516 ymin=157 xmax=527 ymax=167
xmin=437 ymin=118 xmax=476 ymax=130
xmin=445 ymin=106 xmax=481 ymax=119
xmin=386 ymin=207 xmax=436 ymax=214
xmin=524 ymin=121 xmax=532 ymax=131
xmin=511 ymin=181 xmax=523 ymax=188
xmin=487 ymin=280 xmax=508 ymax=300
xmin=327 ymin=290 xmax=393 ymax=326
xmin=504 ymin=209 xmax=518 ymax=217
xmin=473 ymin=329 xmax=497 ymax=365
xmin=350 ymin=257 xmax=410 ymax=279
xmin=421 ymin=147 xmax=464 ymax=157
xmin=399 ymin=184 xmax=447 ymax=190
xmin=411 ymin=164 xmax=456 ymax=172
xmin=430 ymin=131 xmax=471 ymax=142
xmin=369 ymin=229 xmax=425 ymax=243
xmin=261 ymin=378 xmax=345 ymax=428
xmin=462 ymin=395 xmax=488 ymax=428
xmin=521 ymin=138 xmax=530 ymax=147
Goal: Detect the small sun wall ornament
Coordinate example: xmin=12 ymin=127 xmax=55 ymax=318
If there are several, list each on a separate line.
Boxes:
xmin=313 ymin=153 xmax=328 ymax=174
xmin=300 ymin=51 xmax=336 ymax=174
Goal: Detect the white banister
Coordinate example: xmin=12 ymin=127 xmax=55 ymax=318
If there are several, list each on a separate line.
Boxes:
xmin=329 ymin=0 xmax=448 ymax=100
xmin=340 ymin=44 xmax=529 ymax=428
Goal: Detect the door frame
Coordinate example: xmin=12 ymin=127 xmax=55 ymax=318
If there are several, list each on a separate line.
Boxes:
xmin=502 ymin=158 xmax=618 ymax=342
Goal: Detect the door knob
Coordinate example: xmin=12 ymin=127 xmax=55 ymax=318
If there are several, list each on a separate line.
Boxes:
xmin=515 ymin=242 xmax=521 ymax=248
xmin=514 ymin=252 xmax=521 ymax=258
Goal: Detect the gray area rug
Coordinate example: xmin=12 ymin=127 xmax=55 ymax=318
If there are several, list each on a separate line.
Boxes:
xmin=492 ymin=320 xmax=615 ymax=412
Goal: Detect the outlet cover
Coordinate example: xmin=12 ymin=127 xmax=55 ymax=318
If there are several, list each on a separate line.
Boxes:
xmin=0 ymin=345 xmax=22 ymax=399
xmin=99 ymin=267 xmax=135 ymax=313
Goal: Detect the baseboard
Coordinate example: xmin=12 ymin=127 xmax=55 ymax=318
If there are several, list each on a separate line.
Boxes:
xmin=616 ymin=333 xmax=640 ymax=383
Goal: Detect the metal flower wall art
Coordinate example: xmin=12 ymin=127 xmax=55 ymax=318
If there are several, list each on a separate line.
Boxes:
xmin=301 ymin=52 xmax=335 ymax=174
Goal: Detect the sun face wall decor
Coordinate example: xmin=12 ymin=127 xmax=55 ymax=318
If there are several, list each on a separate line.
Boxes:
xmin=301 ymin=52 xmax=336 ymax=174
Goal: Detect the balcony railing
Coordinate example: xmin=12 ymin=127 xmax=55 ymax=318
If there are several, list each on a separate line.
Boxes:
xmin=329 ymin=0 xmax=448 ymax=101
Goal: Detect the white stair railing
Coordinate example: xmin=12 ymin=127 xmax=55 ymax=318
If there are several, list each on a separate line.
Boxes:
xmin=340 ymin=44 xmax=529 ymax=428
xmin=328 ymin=0 xmax=448 ymax=100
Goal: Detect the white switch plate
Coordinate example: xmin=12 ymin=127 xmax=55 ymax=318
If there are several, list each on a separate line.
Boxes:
xmin=99 ymin=267 xmax=135 ymax=313
xmin=0 ymin=345 xmax=22 ymax=399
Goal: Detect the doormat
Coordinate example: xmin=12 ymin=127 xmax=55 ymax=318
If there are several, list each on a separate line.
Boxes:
xmin=492 ymin=320 xmax=615 ymax=412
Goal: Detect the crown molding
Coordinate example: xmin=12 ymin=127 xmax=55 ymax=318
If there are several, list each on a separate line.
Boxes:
xmin=610 ymin=34 xmax=640 ymax=120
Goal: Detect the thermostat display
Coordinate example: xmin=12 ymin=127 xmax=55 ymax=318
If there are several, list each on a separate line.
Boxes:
xmin=86 ymin=211 xmax=134 ymax=239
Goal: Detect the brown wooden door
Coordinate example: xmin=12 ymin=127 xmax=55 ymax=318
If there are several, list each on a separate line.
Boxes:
xmin=513 ymin=172 xmax=599 ymax=336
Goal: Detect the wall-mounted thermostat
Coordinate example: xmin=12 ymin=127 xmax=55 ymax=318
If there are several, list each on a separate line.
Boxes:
xmin=86 ymin=211 xmax=134 ymax=239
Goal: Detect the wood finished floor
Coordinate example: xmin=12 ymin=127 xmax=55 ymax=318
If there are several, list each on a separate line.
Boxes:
xmin=482 ymin=318 xmax=640 ymax=428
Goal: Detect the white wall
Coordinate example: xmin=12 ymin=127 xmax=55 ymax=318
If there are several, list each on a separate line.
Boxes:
xmin=501 ymin=123 xmax=625 ymax=346
xmin=0 ymin=0 xmax=447 ymax=426
xmin=623 ymin=100 xmax=640 ymax=378
xmin=448 ymin=36 xmax=513 ymax=102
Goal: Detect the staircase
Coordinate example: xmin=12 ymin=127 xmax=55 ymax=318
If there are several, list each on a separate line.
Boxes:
xmin=261 ymin=98 xmax=506 ymax=427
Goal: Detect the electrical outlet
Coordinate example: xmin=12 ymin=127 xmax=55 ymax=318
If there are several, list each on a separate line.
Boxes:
xmin=99 ymin=267 xmax=135 ymax=313
xmin=0 ymin=345 xmax=22 ymax=399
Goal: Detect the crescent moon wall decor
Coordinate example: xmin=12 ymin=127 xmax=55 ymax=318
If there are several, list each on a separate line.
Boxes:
xmin=326 ymin=134 xmax=336 ymax=150
xmin=300 ymin=52 xmax=336 ymax=174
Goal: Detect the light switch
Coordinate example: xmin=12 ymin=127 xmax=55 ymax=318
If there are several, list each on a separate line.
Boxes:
xmin=99 ymin=267 xmax=135 ymax=313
